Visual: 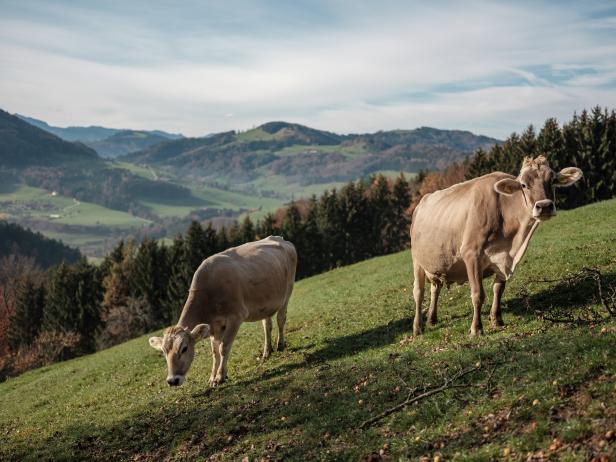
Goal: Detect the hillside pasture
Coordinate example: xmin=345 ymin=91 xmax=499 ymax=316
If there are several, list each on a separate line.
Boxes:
xmin=0 ymin=199 xmax=615 ymax=461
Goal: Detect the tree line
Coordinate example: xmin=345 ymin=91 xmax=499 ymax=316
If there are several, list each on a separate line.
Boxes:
xmin=466 ymin=106 xmax=616 ymax=209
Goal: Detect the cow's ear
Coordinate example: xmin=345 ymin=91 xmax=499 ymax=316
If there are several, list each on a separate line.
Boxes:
xmin=494 ymin=178 xmax=522 ymax=196
xmin=555 ymin=167 xmax=583 ymax=187
xmin=149 ymin=336 xmax=164 ymax=351
xmin=190 ymin=324 xmax=210 ymax=342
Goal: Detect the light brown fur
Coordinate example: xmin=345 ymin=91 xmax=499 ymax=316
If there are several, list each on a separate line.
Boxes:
xmin=149 ymin=236 xmax=297 ymax=387
xmin=410 ymin=156 xmax=582 ymax=337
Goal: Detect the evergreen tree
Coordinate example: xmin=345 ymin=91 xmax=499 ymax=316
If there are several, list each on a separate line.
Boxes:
xmin=132 ymin=238 xmax=169 ymax=325
xmin=227 ymin=222 xmax=242 ymax=247
xmin=185 ymin=221 xmax=208 ymax=271
xmin=368 ymin=174 xmax=394 ymax=255
xmin=300 ymin=196 xmax=324 ymax=277
xmin=258 ymin=213 xmax=278 ymax=238
xmin=164 ymin=235 xmax=190 ymax=323
xmin=8 ymin=280 xmax=46 ymax=350
xmin=390 ymin=173 xmax=411 ymax=251
xmin=43 ymin=261 xmax=103 ymax=355
xmin=317 ymin=189 xmax=345 ymax=268
xmin=240 ymin=216 xmax=256 ymax=243
xmin=216 ymin=226 xmax=230 ymax=252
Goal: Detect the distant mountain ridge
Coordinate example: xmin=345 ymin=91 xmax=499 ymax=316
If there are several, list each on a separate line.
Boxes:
xmin=17 ymin=114 xmax=184 ymax=158
xmin=124 ymin=121 xmax=500 ymax=184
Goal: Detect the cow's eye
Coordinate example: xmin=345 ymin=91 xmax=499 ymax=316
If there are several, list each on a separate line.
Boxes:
xmin=521 ymin=183 xmax=528 ymax=189
xmin=181 ymin=346 xmax=188 ymax=354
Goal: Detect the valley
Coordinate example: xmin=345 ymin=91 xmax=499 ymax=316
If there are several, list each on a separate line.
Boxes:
xmin=1 ymin=110 xmax=499 ymax=257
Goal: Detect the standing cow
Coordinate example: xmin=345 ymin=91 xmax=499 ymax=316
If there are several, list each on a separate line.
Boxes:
xmin=149 ymin=236 xmax=297 ymax=387
xmin=410 ymin=156 xmax=582 ymax=336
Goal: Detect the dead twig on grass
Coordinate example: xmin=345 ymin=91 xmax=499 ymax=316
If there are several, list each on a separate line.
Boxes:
xmin=359 ymin=364 xmax=481 ymax=429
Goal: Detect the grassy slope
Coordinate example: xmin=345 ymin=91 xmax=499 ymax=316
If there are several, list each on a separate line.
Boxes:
xmin=1 ymin=200 xmax=615 ymax=461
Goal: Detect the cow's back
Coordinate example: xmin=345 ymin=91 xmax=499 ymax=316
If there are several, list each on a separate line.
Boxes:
xmin=411 ymin=172 xmax=512 ymax=280
xmin=191 ymin=236 xmax=296 ymax=320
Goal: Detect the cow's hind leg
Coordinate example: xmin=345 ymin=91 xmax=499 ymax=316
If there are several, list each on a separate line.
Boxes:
xmin=490 ymin=278 xmax=506 ymax=328
xmin=464 ymin=255 xmax=485 ymax=337
xmin=209 ymin=337 xmax=221 ymax=386
xmin=262 ymin=317 xmax=273 ymax=360
xmin=412 ymin=264 xmax=426 ymax=336
xmin=212 ymin=318 xmax=241 ymax=387
xmin=276 ymin=301 xmax=288 ymax=352
xmin=427 ymin=279 xmax=442 ymax=326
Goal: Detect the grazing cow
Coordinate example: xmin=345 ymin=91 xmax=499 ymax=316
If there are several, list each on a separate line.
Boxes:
xmin=410 ymin=156 xmax=582 ymax=336
xmin=149 ymin=236 xmax=297 ymax=387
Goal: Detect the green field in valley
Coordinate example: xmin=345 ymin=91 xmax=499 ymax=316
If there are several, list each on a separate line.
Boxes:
xmin=1 ymin=198 xmax=615 ymax=461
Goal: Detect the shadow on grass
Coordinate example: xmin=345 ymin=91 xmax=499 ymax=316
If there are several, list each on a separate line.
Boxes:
xmin=4 ymin=325 xmax=614 ymax=462
xmin=225 ymin=318 xmax=413 ymax=390
xmin=304 ymin=317 xmax=412 ymax=363
xmin=506 ymin=270 xmax=616 ymax=319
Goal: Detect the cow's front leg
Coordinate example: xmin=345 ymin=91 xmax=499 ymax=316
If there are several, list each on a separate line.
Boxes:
xmin=262 ymin=317 xmax=273 ymax=360
xmin=464 ymin=256 xmax=485 ymax=337
xmin=490 ymin=278 xmax=506 ymax=328
xmin=209 ymin=337 xmax=221 ymax=387
xmin=427 ymin=280 xmax=442 ymax=326
xmin=212 ymin=319 xmax=241 ymax=386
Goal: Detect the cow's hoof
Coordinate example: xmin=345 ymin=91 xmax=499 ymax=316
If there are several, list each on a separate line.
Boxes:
xmin=428 ymin=316 xmax=438 ymax=326
xmin=209 ymin=376 xmax=226 ymax=387
xmin=490 ymin=318 xmax=505 ymax=328
xmin=261 ymin=350 xmax=271 ymax=361
xmin=413 ymin=325 xmax=424 ymax=337
xmin=276 ymin=341 xmax=286 ymax=352
xmin=469 ymin=327 xmax=484 ymax=337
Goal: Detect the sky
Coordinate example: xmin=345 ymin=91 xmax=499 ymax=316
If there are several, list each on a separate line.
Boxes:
xmin=1 ymin=0 xmax=616 ymax=139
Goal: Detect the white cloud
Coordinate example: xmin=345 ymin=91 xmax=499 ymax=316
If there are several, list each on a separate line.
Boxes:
xmin=0 ymin=1 xmax=615 ymax=137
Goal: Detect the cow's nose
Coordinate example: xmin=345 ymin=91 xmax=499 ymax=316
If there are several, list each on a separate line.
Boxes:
xmin=533 ymin=200 xmax=555 ymax=216
xmin=167 ymin=377 xmax=180 ymax=387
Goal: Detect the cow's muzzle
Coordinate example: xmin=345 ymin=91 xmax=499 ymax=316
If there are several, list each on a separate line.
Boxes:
xmin=166 ymin=375 xmax=185 ymax=387
xmin=533 ymin=200 xmax=555 ymax=219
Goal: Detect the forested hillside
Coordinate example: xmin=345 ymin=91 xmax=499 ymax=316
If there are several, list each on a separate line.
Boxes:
xmin=0 ymin=109 xmax=98 ymax=168
xmin=0 ymin=221 xmax=81 ymax=268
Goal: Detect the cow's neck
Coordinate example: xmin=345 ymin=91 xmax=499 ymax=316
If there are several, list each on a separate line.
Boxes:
xmin=176 ymin=290 xmax=205 ymax=330
xmin=501 ymin=191 xmax=540 ymax=275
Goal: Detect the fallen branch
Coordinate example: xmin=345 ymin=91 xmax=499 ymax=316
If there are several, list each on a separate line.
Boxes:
xmin=359 ymin=364 xmax=480 ymax=429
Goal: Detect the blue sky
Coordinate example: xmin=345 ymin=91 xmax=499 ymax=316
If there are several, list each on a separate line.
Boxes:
xmin=1 ymin=0 xmax=615 ymax=138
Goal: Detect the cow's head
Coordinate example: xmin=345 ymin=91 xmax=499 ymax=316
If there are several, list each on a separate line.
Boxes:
xmin=494 ymin=155 xmax=583 ymax=221
xmin=148 ymin=324 xmax=210 ymax=386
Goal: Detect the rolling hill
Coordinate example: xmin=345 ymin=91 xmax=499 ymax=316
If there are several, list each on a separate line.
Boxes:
xmin=124 ymin=122 xmax=500 ymax=185
xmin=0 ymin=109 xmax=99 ymax=168
xmin=1 ymin=198 xmax=614 ymax=461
